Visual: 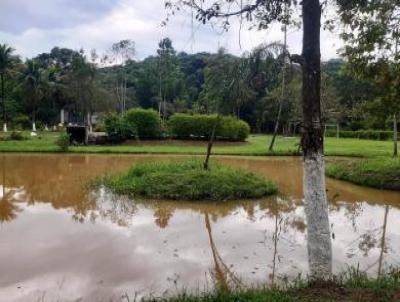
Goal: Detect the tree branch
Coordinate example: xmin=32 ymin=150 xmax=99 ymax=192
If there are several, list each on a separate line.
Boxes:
xmin=290 ymin=54 xmax=304 ymax=65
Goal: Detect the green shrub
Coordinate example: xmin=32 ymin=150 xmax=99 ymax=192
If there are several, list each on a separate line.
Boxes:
xmin=169 ymin=114 xmax=250 ymax=141
xmin=12 ymin=115 xmax=31 ymax=130
xmin=56 ymin=132 xmax=70 ymax=152
xmin=8 ymin=131 xmax=26 ymax=141
xmin=325 ymin=129 xmax=394 ymax=141
xmin=104 ymin=113 xmax=133 ymax=143
xmin=125 ymin=108 xmax=161 ymax=138
xmin=100 ymin=159 xmax=277 ymax=200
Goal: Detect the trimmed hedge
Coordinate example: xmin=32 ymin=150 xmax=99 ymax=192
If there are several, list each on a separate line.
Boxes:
xmin=325 ymin=129 xmax=394 ymax=141
xmin=169 ymin=114 xmax=250 ymax=141
xmin=104 ymin=109 xmax=161 ymax=142
xmin=125 ymin=108 xmax=161 ymax=138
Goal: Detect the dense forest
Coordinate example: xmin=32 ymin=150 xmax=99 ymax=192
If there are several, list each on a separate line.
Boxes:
xmin=0 ymin=38 xmax=393 ymax=133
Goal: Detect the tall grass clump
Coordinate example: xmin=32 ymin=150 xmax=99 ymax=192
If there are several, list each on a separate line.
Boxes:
xmin=326 ymin=157 xmax=400 ymax=190
xmin=100 ymin=160 xmax=277 ymax=200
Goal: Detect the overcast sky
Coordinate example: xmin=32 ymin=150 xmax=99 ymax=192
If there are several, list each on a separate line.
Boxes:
xmin=0 ymin=0 xmax=343 ymax=61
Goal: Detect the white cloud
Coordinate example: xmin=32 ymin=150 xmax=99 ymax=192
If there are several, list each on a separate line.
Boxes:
xmin=0 ymin=0 xmax=342 ymax=60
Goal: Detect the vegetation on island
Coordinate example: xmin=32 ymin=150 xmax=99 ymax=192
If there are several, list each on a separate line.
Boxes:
xmin=326 ymin=158 xmax=400 ymax=191
xmin=99 ymin=160 xmax=277 ymax=200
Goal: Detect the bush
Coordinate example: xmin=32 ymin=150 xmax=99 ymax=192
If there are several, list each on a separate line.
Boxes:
xmin=169 ymin=114 xmax=250 ymax=141
xmin=12 ymin=115 xmax=31 ymax=130
xmin=8 ymin=131 xmax=26 ymax=141
xmin=325 ymin=129 xmax=394 ymax=141
xmin=104 ymin=109 xmax=161 ymax=142
xmin=104 ymin=113 xmax=133 ymax=143
xmin=100 ymin=159 xmax=277 ymax=200
xmin=125 ymin=108 xmax=161 ymax=138
xmin=56 ymin=132 xmax=70 ymax=152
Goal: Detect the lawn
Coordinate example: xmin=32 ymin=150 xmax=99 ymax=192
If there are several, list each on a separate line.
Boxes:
xmin=0 ymin=132 xmax=395 ymax=157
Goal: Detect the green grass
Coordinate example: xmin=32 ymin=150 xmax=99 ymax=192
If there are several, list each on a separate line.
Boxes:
xmin=326 ymin=157 xmax=400 ymax=190
xmin=0 ymin=132 xmax=396 ymax=157
xmin=143 ymin=270 xmax=400 ymax=302
xmin=98 ymin=159 xmax=277 ymax=200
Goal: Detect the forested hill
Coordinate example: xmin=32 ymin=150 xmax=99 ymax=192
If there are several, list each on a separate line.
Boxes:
xmin=1 ymin=39 xmax=387 ymax=133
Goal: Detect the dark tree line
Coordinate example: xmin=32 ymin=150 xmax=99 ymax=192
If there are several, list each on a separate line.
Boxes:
xmin=0 ymin=38 xmax=390 ymax=134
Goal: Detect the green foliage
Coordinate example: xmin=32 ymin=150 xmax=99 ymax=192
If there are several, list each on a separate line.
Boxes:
xmin=101 ymin=159 xmax=277 ymax=200
xmin=104 ymin=109 xmax=161 ymax=142
xmin=8 ymin=131 xmax=26 ymax=141
xmin=55 ymin=132 xmax=70 ymax=152
xmin=125 ymin=108 xmax=161 ymax=138
xmin=11 ymin=115 xmax=31 ymax=130
xmin=104 ymin=113 xmax=133 ymax=143
xmin=325 ymin=129 xmax=394 ymax=141
xmin=326 ymin=157 xmax=400 ymax=190
xmin=139 ymin=267 xmax=400 ymax=301
xmin=169 ymin=114 xmax=250 ymax=141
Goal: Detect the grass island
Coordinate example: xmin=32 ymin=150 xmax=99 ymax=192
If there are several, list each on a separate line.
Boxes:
xmin=98 ymin=159 xmax=277 ymax=200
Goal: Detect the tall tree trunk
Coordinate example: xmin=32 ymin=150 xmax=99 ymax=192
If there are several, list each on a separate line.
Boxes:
xmin=1 ymin=73 xmax=6 ymax=132
xmin=393 ymin=114 xmax=398 ymax=157
xmin=269 ymin=12 xmax=287 ymax=152
xmin=203 ymin=115 xmax=219 ymax=170
xmin=269 ymin=101 xmax=283 ymax=151
xmin=301 ymin=0 xmax=332 ymax=280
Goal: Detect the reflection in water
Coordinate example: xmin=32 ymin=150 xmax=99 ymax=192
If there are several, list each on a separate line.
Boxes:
xmin=0 ymin=155 xmax=22 ymax=223
xmin=378 ymin=206 xmax=389 ymax=276
xmin=204 ymin=212 xmax=241 ymax=291
xmin=0 ymin=154 xmax=399 ymax=301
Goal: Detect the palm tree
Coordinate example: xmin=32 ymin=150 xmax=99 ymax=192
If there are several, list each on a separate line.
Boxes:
xmin=0 ymin=44 xmax=16 ymax=132
xmin=21 ymin=60 xmax=48 ymax=132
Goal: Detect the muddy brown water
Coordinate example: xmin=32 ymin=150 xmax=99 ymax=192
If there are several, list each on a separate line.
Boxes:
xmin=0 ymin=154 xmax=399 ymax=301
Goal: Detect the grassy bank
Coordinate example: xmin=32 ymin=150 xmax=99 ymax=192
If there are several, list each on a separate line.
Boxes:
xmin=98 ymin=160 xmax=277 ymax=200
xmin=0 ymin=132 xmax=395 ymax=157
xmin=145 ymin=272 xmax=400 ymax=302
xmin=326 ymin=157 xmax=400 ymax=190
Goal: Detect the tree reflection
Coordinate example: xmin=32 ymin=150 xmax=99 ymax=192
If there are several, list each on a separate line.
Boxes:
xmin=0 ymin=155 xmax=21 ymax=223
xmin=204 ymin=212 xmax=241 ymax=291
xmin=378 ymin=206 xmax=389 ymax=276
xmin=154 ymin=203 xmax=175 ymax=229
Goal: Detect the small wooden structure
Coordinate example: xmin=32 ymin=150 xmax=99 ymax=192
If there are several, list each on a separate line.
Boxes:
xmin=66 ymin=125 xmax=88 ymax=145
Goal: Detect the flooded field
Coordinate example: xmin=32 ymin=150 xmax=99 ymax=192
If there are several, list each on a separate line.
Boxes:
xmin=0 ymin=154 xmax=399 ymax=301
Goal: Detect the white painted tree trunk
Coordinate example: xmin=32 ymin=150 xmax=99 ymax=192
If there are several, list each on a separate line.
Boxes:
xmin=60 ymin=109 xmax=65 ymax=125
xmin=32 ymin=122 xmax=36 ymax=132
xmin=3 ymin=123 xmax=7 ymax=132
xmin=303 ymin=152 xmax=332 ymax=279
xmin=87 ymin=112 xmax=93 ymax=134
